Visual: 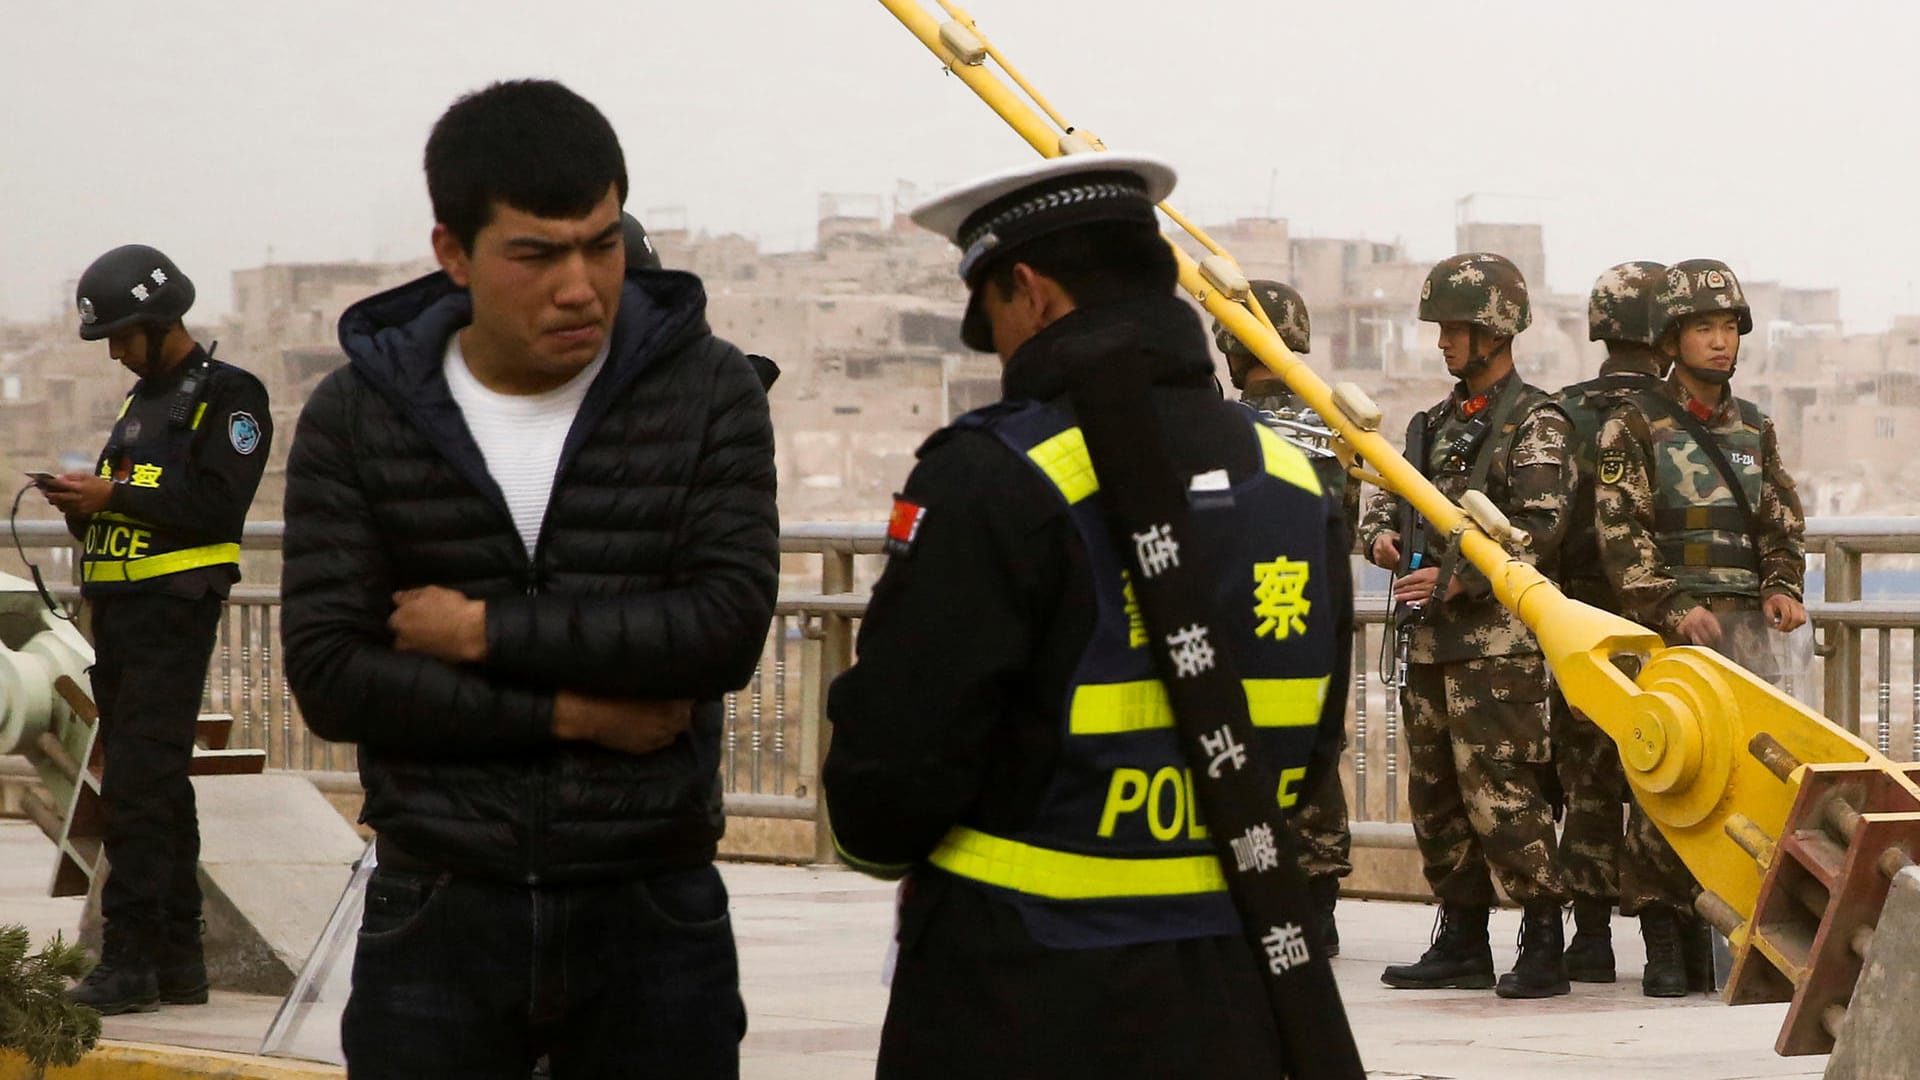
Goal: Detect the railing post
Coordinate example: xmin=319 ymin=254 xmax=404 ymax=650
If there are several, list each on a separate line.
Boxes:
xmin=805 ymin=543 xmax=856 ymax=865
xmin=1825 ymin=541 xmax=1863 ymax=734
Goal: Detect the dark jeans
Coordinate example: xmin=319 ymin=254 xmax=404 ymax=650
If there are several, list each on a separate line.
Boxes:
xmin=92 ymin=591 xmax=224 ymax=953
xmin=342 ymin=863 xmax=745 ymax=1079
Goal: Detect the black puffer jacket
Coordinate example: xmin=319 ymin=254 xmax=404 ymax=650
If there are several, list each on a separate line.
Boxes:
xmin=281 ymin=269 xmax=778 ymax=883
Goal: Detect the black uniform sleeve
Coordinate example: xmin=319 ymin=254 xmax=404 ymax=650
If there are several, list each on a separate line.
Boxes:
xmin=105 ymin=369 xmax=271 ymax=543
xmin=823 ymin=432 xmax=1060 ymax=876
xmin=280 ymin=372 xmax=554 ymax=755
xmin=481 ymin=344 xmax=779 ymax=699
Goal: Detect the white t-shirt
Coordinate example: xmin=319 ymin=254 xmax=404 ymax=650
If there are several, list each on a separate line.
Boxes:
xmin=443 ymin=333 xmax=609 ymax=555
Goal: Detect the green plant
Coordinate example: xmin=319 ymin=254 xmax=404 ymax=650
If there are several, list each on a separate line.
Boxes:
xmin=0 ymin=924 xmax=99 ymax=1075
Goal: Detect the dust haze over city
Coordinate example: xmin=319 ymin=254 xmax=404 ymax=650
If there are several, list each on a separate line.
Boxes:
xmin=6 ymin=0 xmax=1920 ymax=531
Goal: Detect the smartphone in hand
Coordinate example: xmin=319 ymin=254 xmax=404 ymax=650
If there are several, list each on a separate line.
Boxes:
xmin=24 ymin=471 xmax=60 ymax=489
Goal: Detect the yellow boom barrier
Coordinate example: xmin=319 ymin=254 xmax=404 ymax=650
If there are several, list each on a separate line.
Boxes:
xmin=877 ymin=0 xmax=1920 ymax=1056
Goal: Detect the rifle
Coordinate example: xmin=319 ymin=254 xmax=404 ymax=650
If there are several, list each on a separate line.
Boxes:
xmin=1382 ymin=411 xmax=1430 ymax=688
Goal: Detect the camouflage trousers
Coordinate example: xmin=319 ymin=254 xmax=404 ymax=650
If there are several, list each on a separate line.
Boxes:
xmin=1621 ymin=802 xmax=1700 ymax=917
xmin=1549 ymin=688 xmax=1626 ymax=905
xmin=1289 ymin=765 xmax=1352 ymax=880
xmin=1610 ymin=600 xmax=1773 ymax=917
xmin=1402 ymin=655 xmax=1567 ymax=907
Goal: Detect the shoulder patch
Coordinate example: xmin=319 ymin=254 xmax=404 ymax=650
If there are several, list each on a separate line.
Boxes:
xmin=885 ymin=496 xmax=927 ymax=557
xmin=1597 ymin=450 xmax=1626 ymax=485
xmin=228 ymin=411 xmax=262 ymax=455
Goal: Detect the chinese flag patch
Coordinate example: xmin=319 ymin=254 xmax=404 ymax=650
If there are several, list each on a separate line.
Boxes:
xmin=886 ymin=496 xmax=927 ymax=556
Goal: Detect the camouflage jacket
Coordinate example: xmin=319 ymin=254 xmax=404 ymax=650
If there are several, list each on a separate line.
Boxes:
xmin=1243 ymin=386 xmax=1361 ymax=548
xmin=1359 ymin=371 xmax=1573 ymax=663
xmin=1593 ymin=373 xmax=1806 ymax=639
xmin=1553 ymin=347 xmax=1664 ymax=607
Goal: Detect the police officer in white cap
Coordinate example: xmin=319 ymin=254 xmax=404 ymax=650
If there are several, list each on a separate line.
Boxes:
xmin=824 ymin=154 xmax=1354 ymax=1077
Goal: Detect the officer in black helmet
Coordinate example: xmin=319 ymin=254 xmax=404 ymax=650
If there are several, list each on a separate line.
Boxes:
xmin=42 ymin=244 xmax=272 ymax=1014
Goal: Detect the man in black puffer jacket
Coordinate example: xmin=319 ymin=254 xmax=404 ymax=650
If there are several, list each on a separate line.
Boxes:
xmin=281 ymin=80 xmax=776 ymax=1079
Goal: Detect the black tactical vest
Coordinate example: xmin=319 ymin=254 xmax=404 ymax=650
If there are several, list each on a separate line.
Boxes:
xmin=81 ymin=359 xmax=245 ymax=595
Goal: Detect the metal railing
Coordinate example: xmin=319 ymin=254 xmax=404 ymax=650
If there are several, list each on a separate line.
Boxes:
xmin=9 ymin=517 xmax=1920 ymax=857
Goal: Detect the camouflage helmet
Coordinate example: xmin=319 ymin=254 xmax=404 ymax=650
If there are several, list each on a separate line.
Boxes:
xmin=1213 ymin=278 xmax=1310 ymax=356
xmin=1587 ymin=261 xmax=1667 ymax=345
xmin=1652 ymin=258 xmax=1752 ymax=340
xmin=1417 ymin=252 xmax=1530 ymax=336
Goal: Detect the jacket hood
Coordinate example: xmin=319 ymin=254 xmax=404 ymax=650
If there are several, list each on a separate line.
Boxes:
xmin=337 ymin=266 xmax=711 ymax=407
xmin=332 ymin=267 xmax=716 ymax=541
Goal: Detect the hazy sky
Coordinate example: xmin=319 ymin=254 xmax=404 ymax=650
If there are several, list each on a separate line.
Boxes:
xmin=5 ymin=1 xmax=1918 ymax=330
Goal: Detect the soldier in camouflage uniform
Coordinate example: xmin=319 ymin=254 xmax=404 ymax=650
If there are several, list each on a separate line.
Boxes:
xmin=1215 ymin=280 xmax=1354 ymax=955
xmin=1359 ymin=253 xmax=1574 ymax=999
xmin=1547 ymin=261 xmax=1668 ymax=983
xmin=1593 ymin=258 xmax=1808 ymax=996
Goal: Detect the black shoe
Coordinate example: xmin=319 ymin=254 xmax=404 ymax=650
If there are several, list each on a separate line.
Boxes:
xmin=156 ymin=920 xmax=209 ymax=1006
xmin=1680 ymin=913 xmax=1716 ymax=994
xmin=67 ymin=961 xmax=160 ymax=1015
xmin=157 ymin=962 xmax=208 ymax=1005
xmin=1496 ymin=902 xmax=1571 ymax=999
xmin=1308 ymin=875 xmax=1342 ymax=958
xmin=1382 ymin=903 xmax=1495 ymax=989
xmin=1640 ymin=909 xmax=1688 ymax=998
xmin=1563 ymin=898 xmax=1616 ymax=983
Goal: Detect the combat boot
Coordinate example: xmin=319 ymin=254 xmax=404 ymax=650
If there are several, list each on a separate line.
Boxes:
xmin=1639 ymin=908 xmax=1688 ymax=997
xmin=157 ymin=919 xmax=209 ymax=1006
xmin=1308 ymin=875 xmax=1342 ymax=958
xmin=1562 ymin=898 xmax=1616 ymax=983
xmin=1496 ymin=902 xmax=1571 ymax=999
xmin=1381 ymin=903 xmax=1494 ymax=989
xmin=67 ymin=931 xmax=160 ymax=1016
xmin=1680 ymin=913 xmax=1717 ymax=994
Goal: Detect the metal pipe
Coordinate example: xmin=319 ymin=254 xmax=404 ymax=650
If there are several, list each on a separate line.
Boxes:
xmin=1822 ymin=1004 xmax=1849 ymax=1042
xmin=1748 ymin=732 xmax=1802 ymax=783
xmin=33 ymin=731 xmax=78 ymax=783
xmin=1877 ymin=628 xmax=1892 ymax=756
xmin=1724 ymin=813 xmax=1776 ymax=871
xmin=19 ymin=789 xmax=62 ymax=843
xmin=1878 ymin=846 xmax=1916 ymax=882
xmin=1850 ymin=923 xmax=1875 ymax=961
xmin=1696 ymin=889 xmax=1744 ymax=937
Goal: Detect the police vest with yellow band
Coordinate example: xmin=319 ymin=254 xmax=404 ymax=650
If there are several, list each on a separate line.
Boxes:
xmin=925 ymin=400 xmax=1338 ymax=950
xmin=1648 ymin=398 xmax=1765 ymax=597
xmin=82 ymin=372 xmax=243 ymax=594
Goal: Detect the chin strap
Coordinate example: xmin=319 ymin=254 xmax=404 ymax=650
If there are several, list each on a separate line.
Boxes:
xmin=1683 ymin=360 xmax=1736 ymax=385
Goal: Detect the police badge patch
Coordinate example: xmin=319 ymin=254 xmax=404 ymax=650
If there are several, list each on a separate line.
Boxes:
xmin=228 ymin=412 xmax=262 ymax=455
xmin=1597 ymin=451 xmax=1626 ymax=485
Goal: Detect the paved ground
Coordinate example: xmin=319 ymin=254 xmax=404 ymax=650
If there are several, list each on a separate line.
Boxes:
xmin=2 ymin=821 xmax=1826 ymax=1078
